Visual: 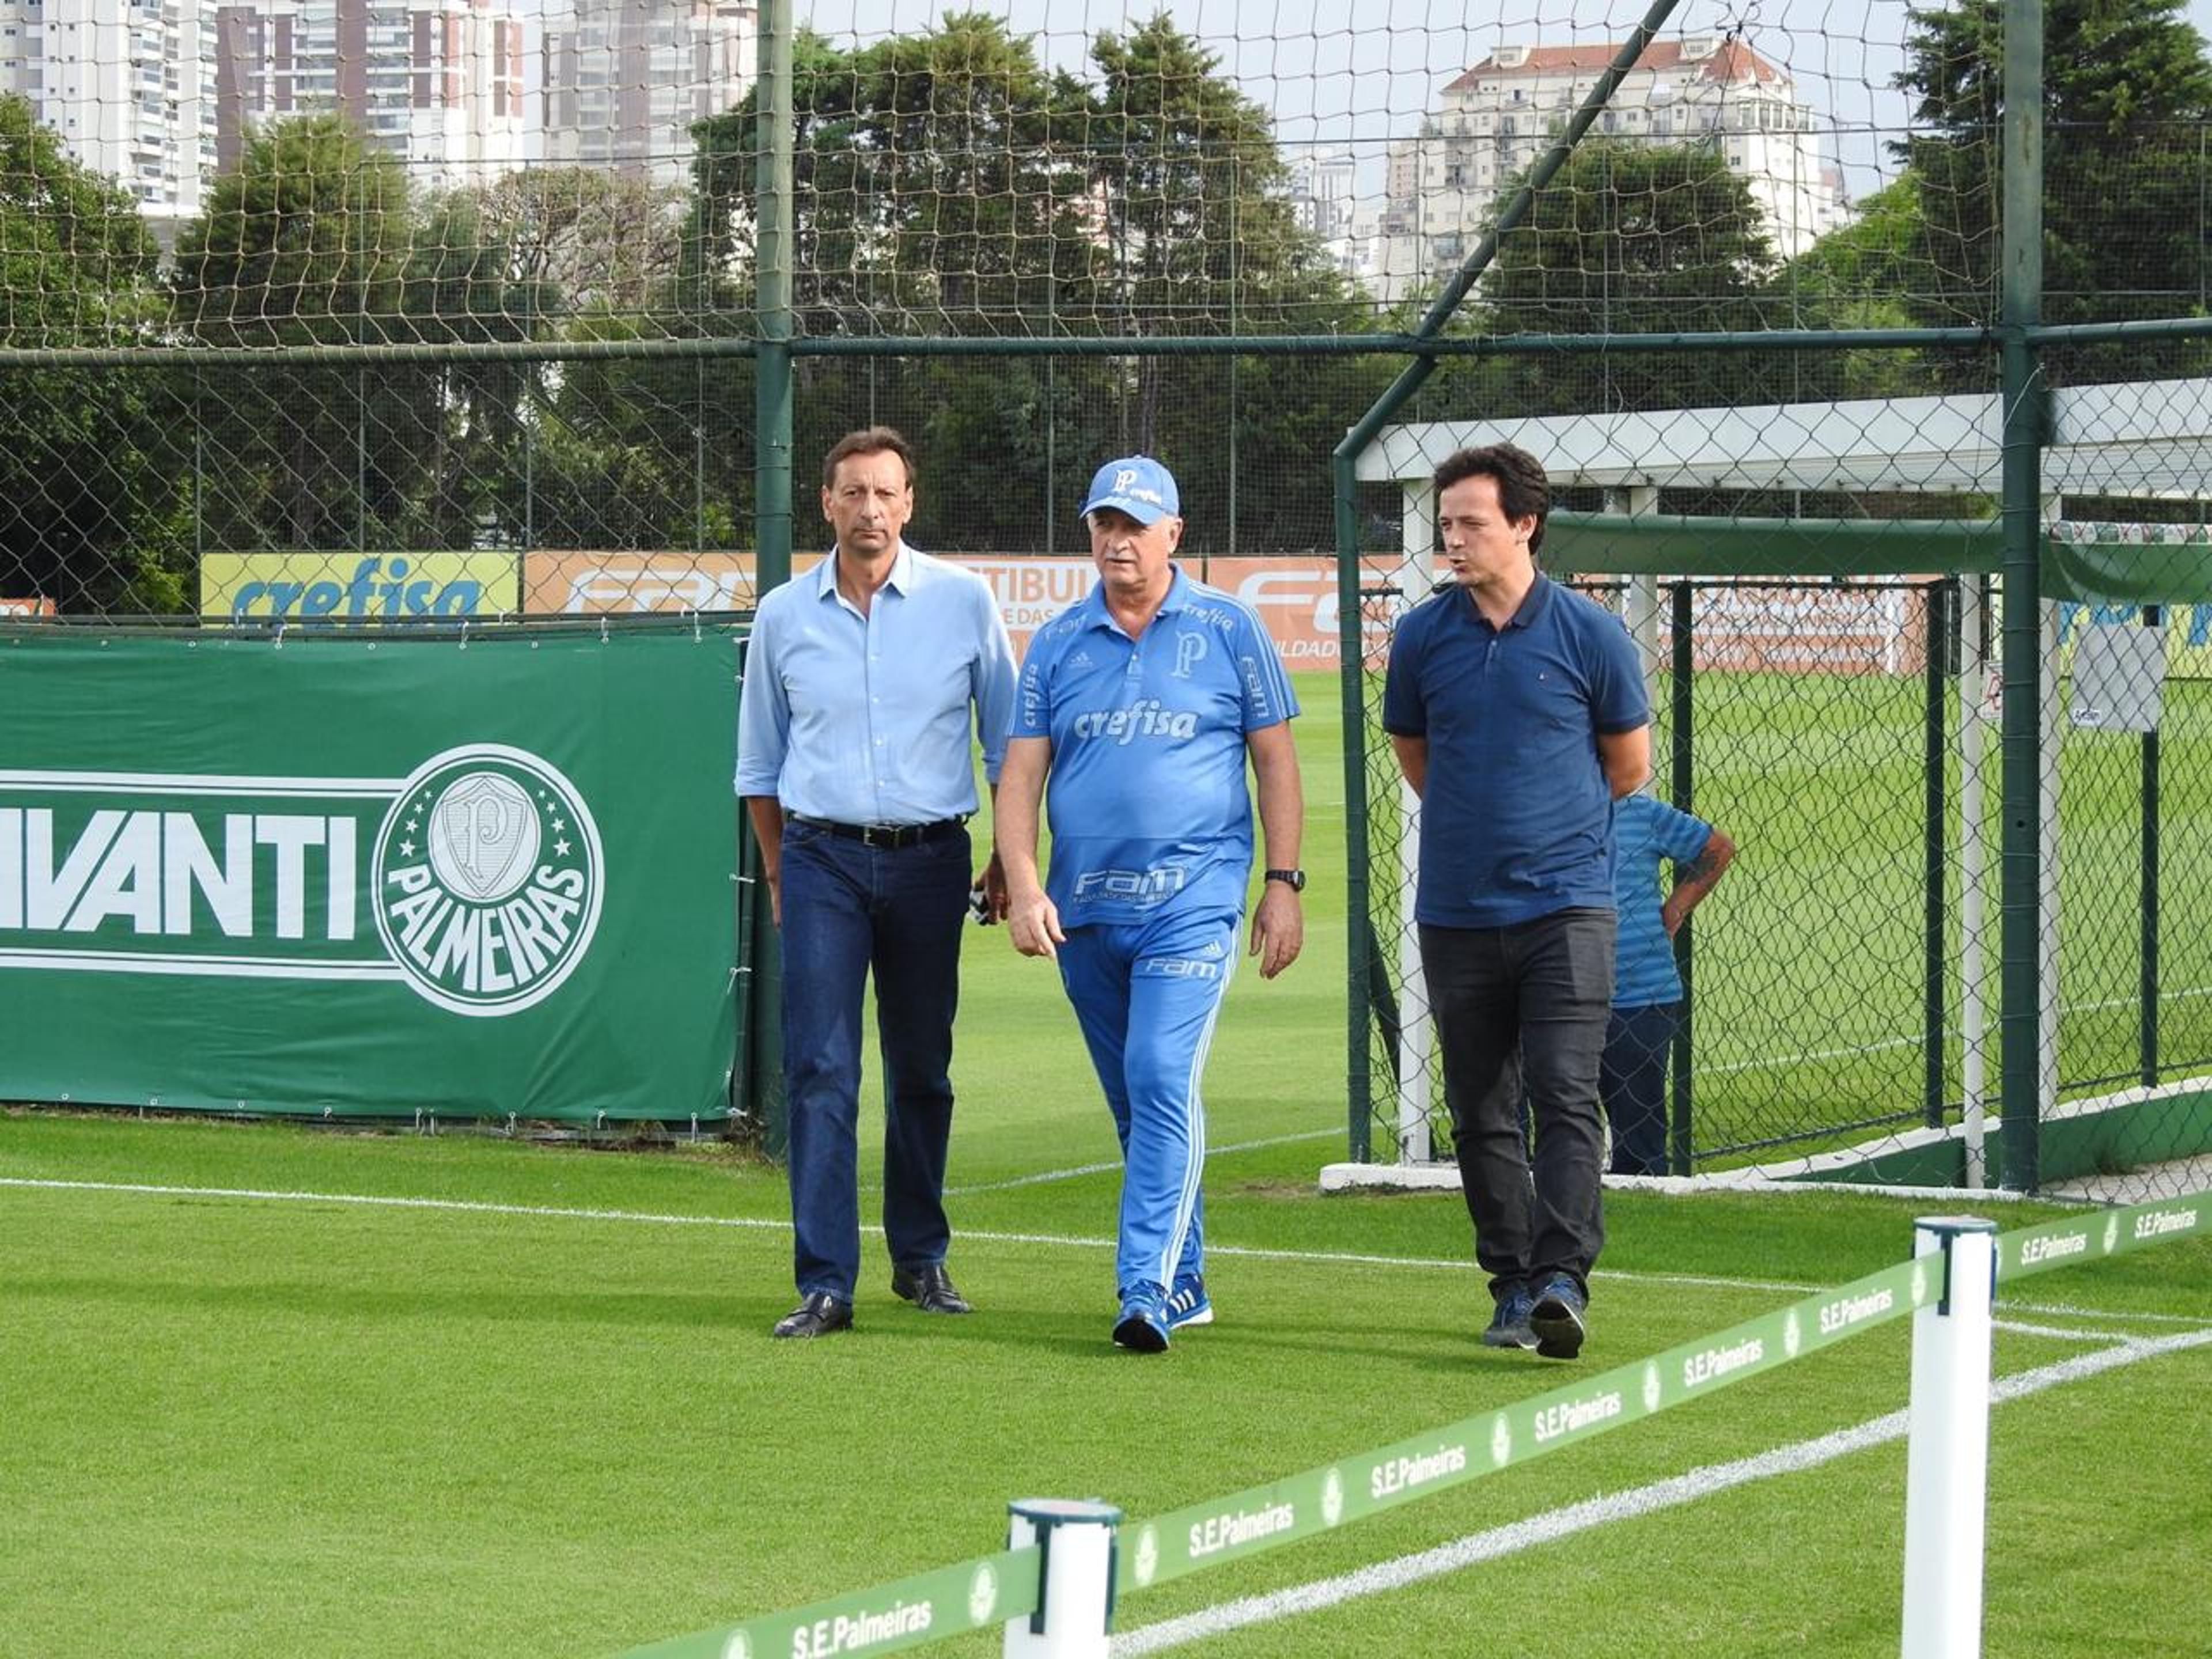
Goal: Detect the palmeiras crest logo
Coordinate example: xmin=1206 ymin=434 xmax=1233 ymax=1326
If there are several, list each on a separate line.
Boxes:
xmin=967 ymin=1562 xmax=999 ymax=1623
xmin=372 ymin=744 xmax=604 ymax=1016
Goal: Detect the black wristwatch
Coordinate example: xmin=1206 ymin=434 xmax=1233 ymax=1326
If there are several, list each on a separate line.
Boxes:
xmin=1264 ymin=868 xmax=1307 ymax=893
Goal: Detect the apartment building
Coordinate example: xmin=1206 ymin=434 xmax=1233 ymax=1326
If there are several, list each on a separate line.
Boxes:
xmin=2 ymin=0 xmax=214 ymax=221
xmin=540 ymin=0 xmax=754 ymax=190
xmin=1377 ymin=36 xmax=1849 ymax=303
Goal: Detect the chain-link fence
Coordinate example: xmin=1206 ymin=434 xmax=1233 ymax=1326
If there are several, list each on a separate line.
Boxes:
xmin=1357 ymin=565 xmax=2212 ymax=1195
xmin=4 ymin=0 xmax=2211 ymax=1196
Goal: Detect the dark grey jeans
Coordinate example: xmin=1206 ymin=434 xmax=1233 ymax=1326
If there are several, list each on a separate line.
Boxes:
xmin=1419 ymin=907 xmax=1615 ymax=1301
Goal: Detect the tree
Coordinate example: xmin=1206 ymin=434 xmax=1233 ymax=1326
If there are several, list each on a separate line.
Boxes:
xmin=1478 ymin=138 xmax=1781 ymax=415
xmin=0 ymin=93 xmax=191 ymax=611
xmin=172 ymin=115 xmax=438 ymax=551
xmin=447 ymin=166 xmax=681 ymax=319
xmin=1895 ymin=0 xmax=2212 ymax=385
xmin=691 ymin=14 xmax=1093 ymax=334
xmin=683 ymin=12 xmax=1381 ymax=551
xmin=1779 ymin=175 xmax=1943 ymax=400
xmin=1075 ymin=16 xmax=1389 ymax=545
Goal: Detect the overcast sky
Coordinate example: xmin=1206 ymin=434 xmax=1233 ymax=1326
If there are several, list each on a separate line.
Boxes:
xmin=805 ymin=0 xmax=2212 ymax=198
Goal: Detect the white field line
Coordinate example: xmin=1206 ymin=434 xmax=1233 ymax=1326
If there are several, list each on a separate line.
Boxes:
xmin=1706 ymin=982 xmax=2212 ymax=1078
xmin=941 ymin=1127 xmax=1340 ymax=1196
xmin=0 ymin=1175 xmax=1854 ymax=1297
xmin=2 ymin=1177 xmax=2201 ymax=1320
xmin=1111 ymin=1324 xmax=2212 ymax=1657
xmin=2002 ymin=1297 xmax=2212 ymax=1327
xmin=1992 ymin=1317 xmax=2127 ymax=1343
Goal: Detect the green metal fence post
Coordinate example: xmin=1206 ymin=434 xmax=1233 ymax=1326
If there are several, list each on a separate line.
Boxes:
xmin=357 ymin=366 xmax=369 ymax=556
xmin=192 ymin=368 xmax=204 ymax=573
xmin=1925 ymin=578 xmax=1952 ymax=1130
xmin=753 ymin=0 xmax=794 ymax=596
xmin=1998 ymin=0 xmax=2047 ymax=1192
xmin=1334 ymin=448 xmax=1392 ymax=1164
xmin=1669 ymin=578 xmax=1695 ymax=1176
xmin=522 ymin=404 xmax=534 ymax=554
xmin=745 ymin=0 xmax=795 ymax=1153
xmin=2142 ymin=603 xmax=2162 ymax=1086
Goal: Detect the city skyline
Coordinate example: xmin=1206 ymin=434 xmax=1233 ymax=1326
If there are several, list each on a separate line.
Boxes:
xmin=9 ymin=0 xmax=2212 ymax=256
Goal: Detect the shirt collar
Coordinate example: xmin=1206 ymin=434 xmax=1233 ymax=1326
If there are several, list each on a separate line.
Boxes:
xmin=812 ymin=540 xmax=916 ymax=602
xmin=1464 ymin=571 xmax=1554 ymax=630
xmin=1079 ymin=563 xmax=1189 ymax=630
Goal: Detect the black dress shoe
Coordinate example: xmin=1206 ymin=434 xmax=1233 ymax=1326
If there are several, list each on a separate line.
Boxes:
xmin=772 ymin=1291 xmax=854 ymax=1339
xmin=891 ymin=1263 xmax=972 ymax=1315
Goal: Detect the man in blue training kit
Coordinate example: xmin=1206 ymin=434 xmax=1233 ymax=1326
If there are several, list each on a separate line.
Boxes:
xmin=1384 ymin=442 xmax=1650 ymax=1360
xmin=1604 ymin=791 xmax=1734 ymax=1176
xmin=998 ymin=456 xmax=1305 ymax=1353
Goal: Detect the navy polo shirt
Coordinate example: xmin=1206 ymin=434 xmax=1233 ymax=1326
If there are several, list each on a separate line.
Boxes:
xmin=1382 ymin=575 xmax=1649 ymax=927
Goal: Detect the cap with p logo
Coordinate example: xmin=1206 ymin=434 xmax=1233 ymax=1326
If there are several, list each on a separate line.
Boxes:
xmin=1080 ymin=456 xmax=1180 ymax=525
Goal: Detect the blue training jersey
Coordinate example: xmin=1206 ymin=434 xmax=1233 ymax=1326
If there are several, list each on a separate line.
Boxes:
xmin=1610 ymin=791 xmax=1713 ymax=1008
xmin=1015 ymin=568 xmax=1297 ymax=928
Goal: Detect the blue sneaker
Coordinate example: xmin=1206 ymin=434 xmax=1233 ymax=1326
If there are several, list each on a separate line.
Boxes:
xmin=1113 ymin=1286 xmax=1171 ymax=1353
xmin=1529 ymin=1274 xmax=1588 ymax=1359
xmin=1165 ymin=1277 xmax=1213 ymax=1330
xmin=1481 ymin=1286 xmax=1537 ymax=1350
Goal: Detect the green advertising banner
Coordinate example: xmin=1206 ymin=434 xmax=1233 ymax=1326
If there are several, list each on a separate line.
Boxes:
xmin=0 ymin=622 xmax=741 ymax=1123
xmin=1995 ymin=1190 xmax=2209 ymax=1282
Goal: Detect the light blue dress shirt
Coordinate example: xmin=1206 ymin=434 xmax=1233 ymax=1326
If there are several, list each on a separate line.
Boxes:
xmin=734 ymin=543 xmax=1018 ymax=824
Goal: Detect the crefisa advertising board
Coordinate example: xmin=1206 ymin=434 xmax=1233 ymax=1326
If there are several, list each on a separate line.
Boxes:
xmin=0 ymin=618 xmax=739 ymax=1123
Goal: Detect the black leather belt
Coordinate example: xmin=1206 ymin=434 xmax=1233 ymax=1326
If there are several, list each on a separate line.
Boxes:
xmin=791 ymin=815 xmax=966 ymax=850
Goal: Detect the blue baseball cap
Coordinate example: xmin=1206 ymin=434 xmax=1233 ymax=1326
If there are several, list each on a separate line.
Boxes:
xmin=1080 ymin=456 xmax=1180 ymax=525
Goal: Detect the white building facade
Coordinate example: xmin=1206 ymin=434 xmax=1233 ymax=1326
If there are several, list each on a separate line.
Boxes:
xmin=211 ymin=0 xmax=526 ymax=188
xmin=1377 ymin=37 xmax=1849 ymax=304
xmin=3 ymin=0 xmax=214 ymax=220
xmin=540 ymin=0 xmax=755 ymax=190
xmin=1285 ymin=147 xmax=1376 ymax=285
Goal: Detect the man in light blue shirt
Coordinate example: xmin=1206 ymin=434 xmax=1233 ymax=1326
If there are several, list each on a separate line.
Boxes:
xmin=998 ymin=456 xmax=1306 ymax=1352
xmin=735 ymin=427 xmax=1018 ymax=1339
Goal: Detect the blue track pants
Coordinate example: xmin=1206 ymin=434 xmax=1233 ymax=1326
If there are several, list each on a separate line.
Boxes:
xmin=1057 ymin=908 xmax=1239 ymax=1299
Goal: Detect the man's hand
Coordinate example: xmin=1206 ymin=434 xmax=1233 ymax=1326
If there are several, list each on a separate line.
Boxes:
xmin=1248 ymin=882 xmax=1304 ymax=979
xmin=972 ymin=851 xmax=1010 ymax=925
xmin=765 ymin=865 xmax=781 ymax=930
xmin=1006 ymin=887 xmax=1066 ymax=961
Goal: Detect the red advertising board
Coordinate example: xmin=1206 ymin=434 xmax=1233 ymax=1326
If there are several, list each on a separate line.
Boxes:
xmin=523 ymin=550 xmax=1418 ymax=668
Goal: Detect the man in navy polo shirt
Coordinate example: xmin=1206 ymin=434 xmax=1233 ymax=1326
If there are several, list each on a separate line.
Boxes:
xmin=1383 ymin=442 xmax=1650 ymax=1359
xmin=997 ymin=455 xmax=1306 ymax=1353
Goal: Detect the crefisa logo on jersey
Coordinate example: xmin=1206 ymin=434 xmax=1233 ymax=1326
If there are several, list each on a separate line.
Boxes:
xmin=372 ymin=745 xmax=604 ymax=1016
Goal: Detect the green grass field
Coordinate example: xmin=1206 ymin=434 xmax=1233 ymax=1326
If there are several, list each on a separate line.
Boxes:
xmin=6 ymin=658 xmax=2211 ymax=1657
xmin=3 ymin=1111 xmax=2207 ymax=1658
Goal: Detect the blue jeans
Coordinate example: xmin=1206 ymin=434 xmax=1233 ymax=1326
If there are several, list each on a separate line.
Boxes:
xmin=778 ymin=819 xmax=971 ymax=1301
xmin=1056 ymin=909 xmax=1239 ymax=1299
xmin=1419 ymin=907 xmax=1615 ymax=1300
xmin=1601 ymin=1001 xmax=1681 ymax=1177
